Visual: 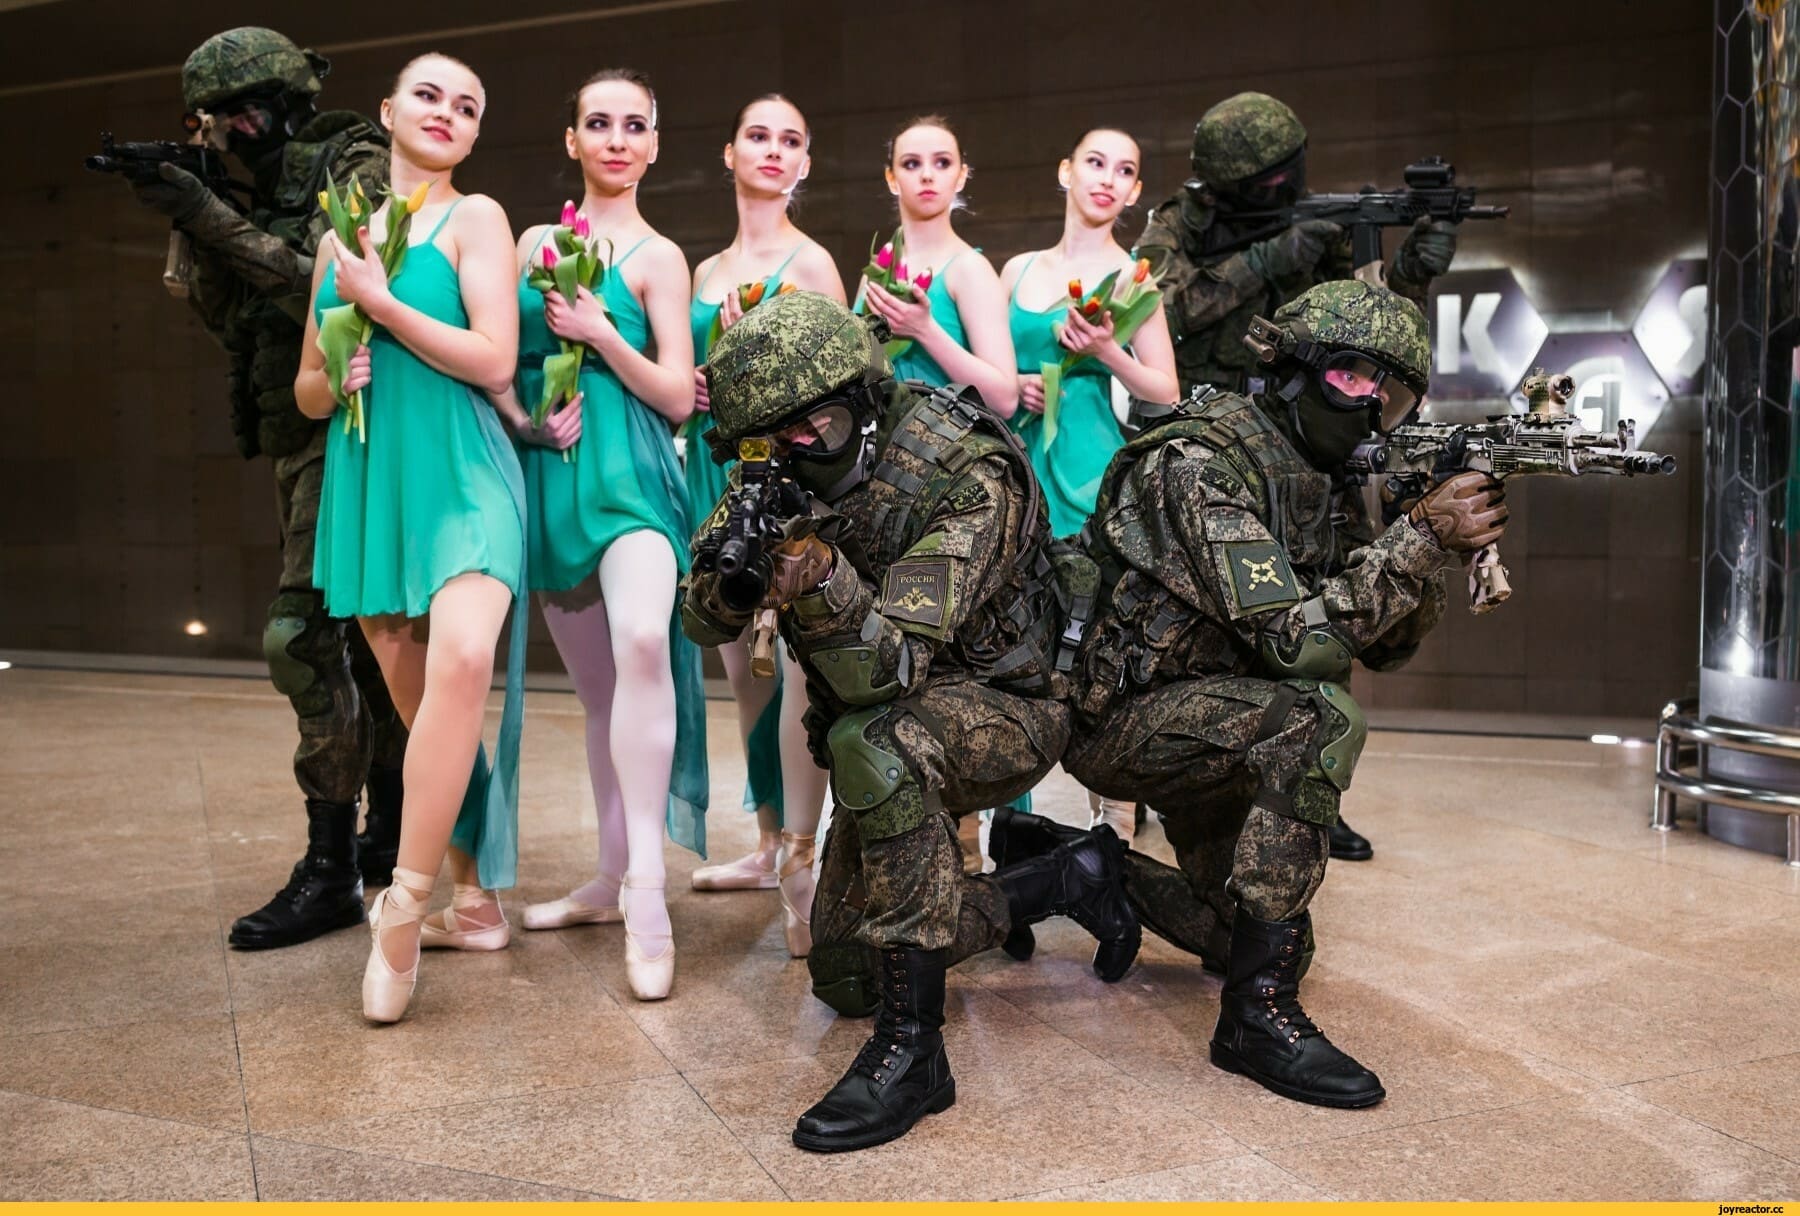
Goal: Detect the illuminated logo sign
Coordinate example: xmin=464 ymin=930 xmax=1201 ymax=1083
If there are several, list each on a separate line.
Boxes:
xmin=1426 ymin=269 xmax=1549 ymax=400
xmin=1516 ymin=332 xmax=1670 ymax=439
xmin=1630 ymin=257 xmax=1708 ymax=397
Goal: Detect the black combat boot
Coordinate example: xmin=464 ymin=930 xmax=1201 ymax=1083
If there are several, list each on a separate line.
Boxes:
xmin=793 ymin=946 xmax=956 ymax=1153
xmin=988 ymin=806 xmax=1085 ymax=961
xmin=358 ymin=765 xmax=404 ymax=887
xmin=228 ymin=799 xmax=367 ymax=950
xmin=1209 ymin=909 xmax=1384 ymax=1108
xmin=1328 ymin=816 xmax=1373 ymax=862
xmin=993 ymin=825 xmax=1140 ymax=982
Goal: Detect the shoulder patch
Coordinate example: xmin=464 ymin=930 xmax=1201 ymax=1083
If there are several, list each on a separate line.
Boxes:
xmin=883 ymin=558 xmax=953 ymax=634
xmin=941 ymin=479 xmax=991 ymax=517
xmin=1219 ymin=540 xmax=1301 ymax=617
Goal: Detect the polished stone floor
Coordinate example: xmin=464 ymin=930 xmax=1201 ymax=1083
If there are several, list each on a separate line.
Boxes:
xmin=3 ymin=666 xmax=1798 ymax=1202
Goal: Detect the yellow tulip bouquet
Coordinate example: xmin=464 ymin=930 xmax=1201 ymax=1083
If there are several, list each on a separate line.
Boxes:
xmin=314 ymin=174 xmax=431 ymax=441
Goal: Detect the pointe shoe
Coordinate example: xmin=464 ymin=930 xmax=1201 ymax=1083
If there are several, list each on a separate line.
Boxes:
xmin=420 ymin=883 xmax=511 ymax=951
xmin=620 ymin=874 xmax=674 ymax=1001
xmin=1088 ymin=791 xmax=1137 ymax=847
xmin=522 ymin=880 xmax=624 ymax=931
xmin=362 ymin=866 xmax=432 ymax=1024
xmin=778 ymin=831 xmax=816 ymax=959
xmin=956 ymin=813 xmax=985 ymax=875
xmin=690 ymin=842 xmax=779 ymax=891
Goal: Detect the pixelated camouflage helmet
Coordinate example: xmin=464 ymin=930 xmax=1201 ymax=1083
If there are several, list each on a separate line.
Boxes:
xmin=1271 ymin=280 xmax=1431 ymax=394
xmin=1190 ymin=91 xmax=1306 ymax=184
xmin=181 ymin=27 xmax=327 ymax=113
xmin=705 ymin=290 xmax=891 ymax=453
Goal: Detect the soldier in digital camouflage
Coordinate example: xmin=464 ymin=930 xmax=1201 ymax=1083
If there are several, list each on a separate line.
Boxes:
xmin=992 ymin=281 xmax=1508 ymax=1109
xmin=1134 ymin=90 xmax=1459 ymax=863
xmin=683 ymin=290 xmax=1138 ymax=1154
xmin=122 ymin=28 xmax=405 ymax=949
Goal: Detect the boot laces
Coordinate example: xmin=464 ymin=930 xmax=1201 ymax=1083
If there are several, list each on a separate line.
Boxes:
xmin=1260 ymin=940 xmax=1319 ymax=1044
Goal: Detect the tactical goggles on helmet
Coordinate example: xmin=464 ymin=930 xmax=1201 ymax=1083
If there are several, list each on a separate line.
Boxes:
xmin=1243 ymin=313 xmax=1421 ymax=433
xmin=1318 ymin=352 xmax=1419 ymax=432
xmin=1221 ymin=145 xmax=1306 ymax=211
xmin=705 ymin=395 xmax=867 ymax=466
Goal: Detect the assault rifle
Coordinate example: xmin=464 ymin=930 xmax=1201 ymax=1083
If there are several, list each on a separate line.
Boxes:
xmin=692 ymin=438 xmax=810 ymax=676
xmin=1346 ymin=370 xmax=1676 ymax=613
xmin=85 ymin=118 xmax=249 ymax=298
xmin=1236 ymin=156 xmax=1508 ymax=285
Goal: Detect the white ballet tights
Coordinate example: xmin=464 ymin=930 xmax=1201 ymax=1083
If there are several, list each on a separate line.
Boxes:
xmin=717 ymin=635 xmax=829 ymax=844
xmin=540 ymin=531 xmax=679 ymax=940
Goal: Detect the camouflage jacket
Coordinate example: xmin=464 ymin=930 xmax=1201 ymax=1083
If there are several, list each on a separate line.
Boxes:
xmin=1074 ymin=389 xmax=1448 ymax=717
xmin=1135 ymin=189 xmax=1429 ymax=398
xmin=684 ymin=384 xmax=1071 ymax=746
xmin=183 ymin=110 xmax=388 ymax=459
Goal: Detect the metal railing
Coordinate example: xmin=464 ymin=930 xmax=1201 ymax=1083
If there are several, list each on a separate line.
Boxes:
xmin=1653 ymin=697 xmax=1800 ymax=866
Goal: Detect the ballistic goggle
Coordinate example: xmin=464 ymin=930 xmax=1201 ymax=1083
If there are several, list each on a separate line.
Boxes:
xmin=706 ymin=397 xmax=865 ymax=466
xmin=1243 ymin=314 xmax=1422 ymax=433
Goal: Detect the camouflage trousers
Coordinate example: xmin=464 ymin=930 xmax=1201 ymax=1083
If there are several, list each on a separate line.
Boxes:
xmin=809 ymin=675 xmax=1069 ymax=972
xmin=268 ymin=436 xmax=407 ymax=805
xmin=1064 ymin=674 xmax=1341 ymax=960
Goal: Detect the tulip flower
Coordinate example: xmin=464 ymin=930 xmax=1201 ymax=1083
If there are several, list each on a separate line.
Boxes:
xmin=777 ymin=281 xmax=797 ymax=295
xmin=1036 ymin=261 xmax=1163 ymax=447
xmin=913 ymin=269 xmax=932 ymax=292
xmin=523 ymin=203 xmax=617 ymax=460
xmin=744 ymin=280 xmax=767 ymax=308
xmin=874 ymin=243 xmax=894 ymax=270
xmin=858 ymin=226 xmax=920 ymax=358
xmin=313 ymin=171 xmax=435 ymax=441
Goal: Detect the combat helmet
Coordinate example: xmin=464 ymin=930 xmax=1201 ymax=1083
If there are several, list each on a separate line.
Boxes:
xmin=1243 ymin=280 xmax=1430 ymax=464
xmin=1190 ymin=92 xmax=1306 ymax=185
xmin=182 ymin=27 xmax=328 ymax=114
xmin=705 ymin=290 xmax=892 ymax=498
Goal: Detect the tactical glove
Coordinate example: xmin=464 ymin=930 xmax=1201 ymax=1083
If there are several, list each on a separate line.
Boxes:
xmin=1408 ymin=471 xmax=1508 ymax=552
xmin=1244 ymin=219 xmax=1343 ymax=283
xmin=1393 ymin=217 xmax=1458 ymax=281
xmin=129 ymin=161 xmax=213 ymax=225
xmin=765 ymin=534 xmax=836 ymax=608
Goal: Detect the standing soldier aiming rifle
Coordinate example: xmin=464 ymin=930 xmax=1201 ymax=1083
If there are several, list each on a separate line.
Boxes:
xmin=105 ymin=28 xmax=403 ymax=949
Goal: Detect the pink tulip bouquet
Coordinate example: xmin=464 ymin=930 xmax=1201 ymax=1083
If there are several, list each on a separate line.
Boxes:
xmin=525 ymin=201 xmax=614 ymax=460
xmin=859 ymin=227 xmax=934 ymax=360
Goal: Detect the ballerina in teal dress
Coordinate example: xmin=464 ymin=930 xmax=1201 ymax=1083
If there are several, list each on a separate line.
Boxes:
xmin=485 ymin=69 xmax=711 ymax=1001
xmin=297 ymin=53 xmax=529 ymax=1024
xmin=998 ymin=126 xmax=1180 ymax=845
xmin=681 ymin=92 xmax=846 ymax=958
xmin=857 ymin=116 xmax=1033 ymax=856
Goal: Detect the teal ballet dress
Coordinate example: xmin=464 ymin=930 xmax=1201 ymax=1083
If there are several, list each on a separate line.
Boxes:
xmin=684 ymin=246 xmax=804 ymax=822
xmin=1007 ymin=253 xmax=1125 ymax=539
xmin=517 ymin=232 xmax=709 ymax=856
xmin=886 ymin=251 xmax=966 ymax=387
xmin=313 ymin=198 xmax=527 ymax=889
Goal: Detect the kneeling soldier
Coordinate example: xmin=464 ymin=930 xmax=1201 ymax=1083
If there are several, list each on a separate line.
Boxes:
xmin=683 ymin=292 xmax=1138 ymax=1152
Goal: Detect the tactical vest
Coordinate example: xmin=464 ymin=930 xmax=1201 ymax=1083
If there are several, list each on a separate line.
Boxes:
xmin=834 ymin=383 xmax=1087 ymax=699
xmin=1076 ymin=388 xmax=1340 ymax=714
xmin=192 ymin=111 xmax=388 ymax=460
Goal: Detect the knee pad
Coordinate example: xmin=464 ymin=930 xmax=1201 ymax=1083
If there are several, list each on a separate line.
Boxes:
xmin=263 ymin=592 xmax=342 ymax=717
xmin=1305 ymin=681 xmax=1366 ymax=792
xmin=827 ymin=706 xmax=928 ymax=842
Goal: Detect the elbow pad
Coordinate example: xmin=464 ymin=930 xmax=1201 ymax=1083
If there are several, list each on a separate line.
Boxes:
xmin=1258 ymin=596 xmax=1353 ymax=683
xmin=810 ymin=611 xmax=911 ymax=705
